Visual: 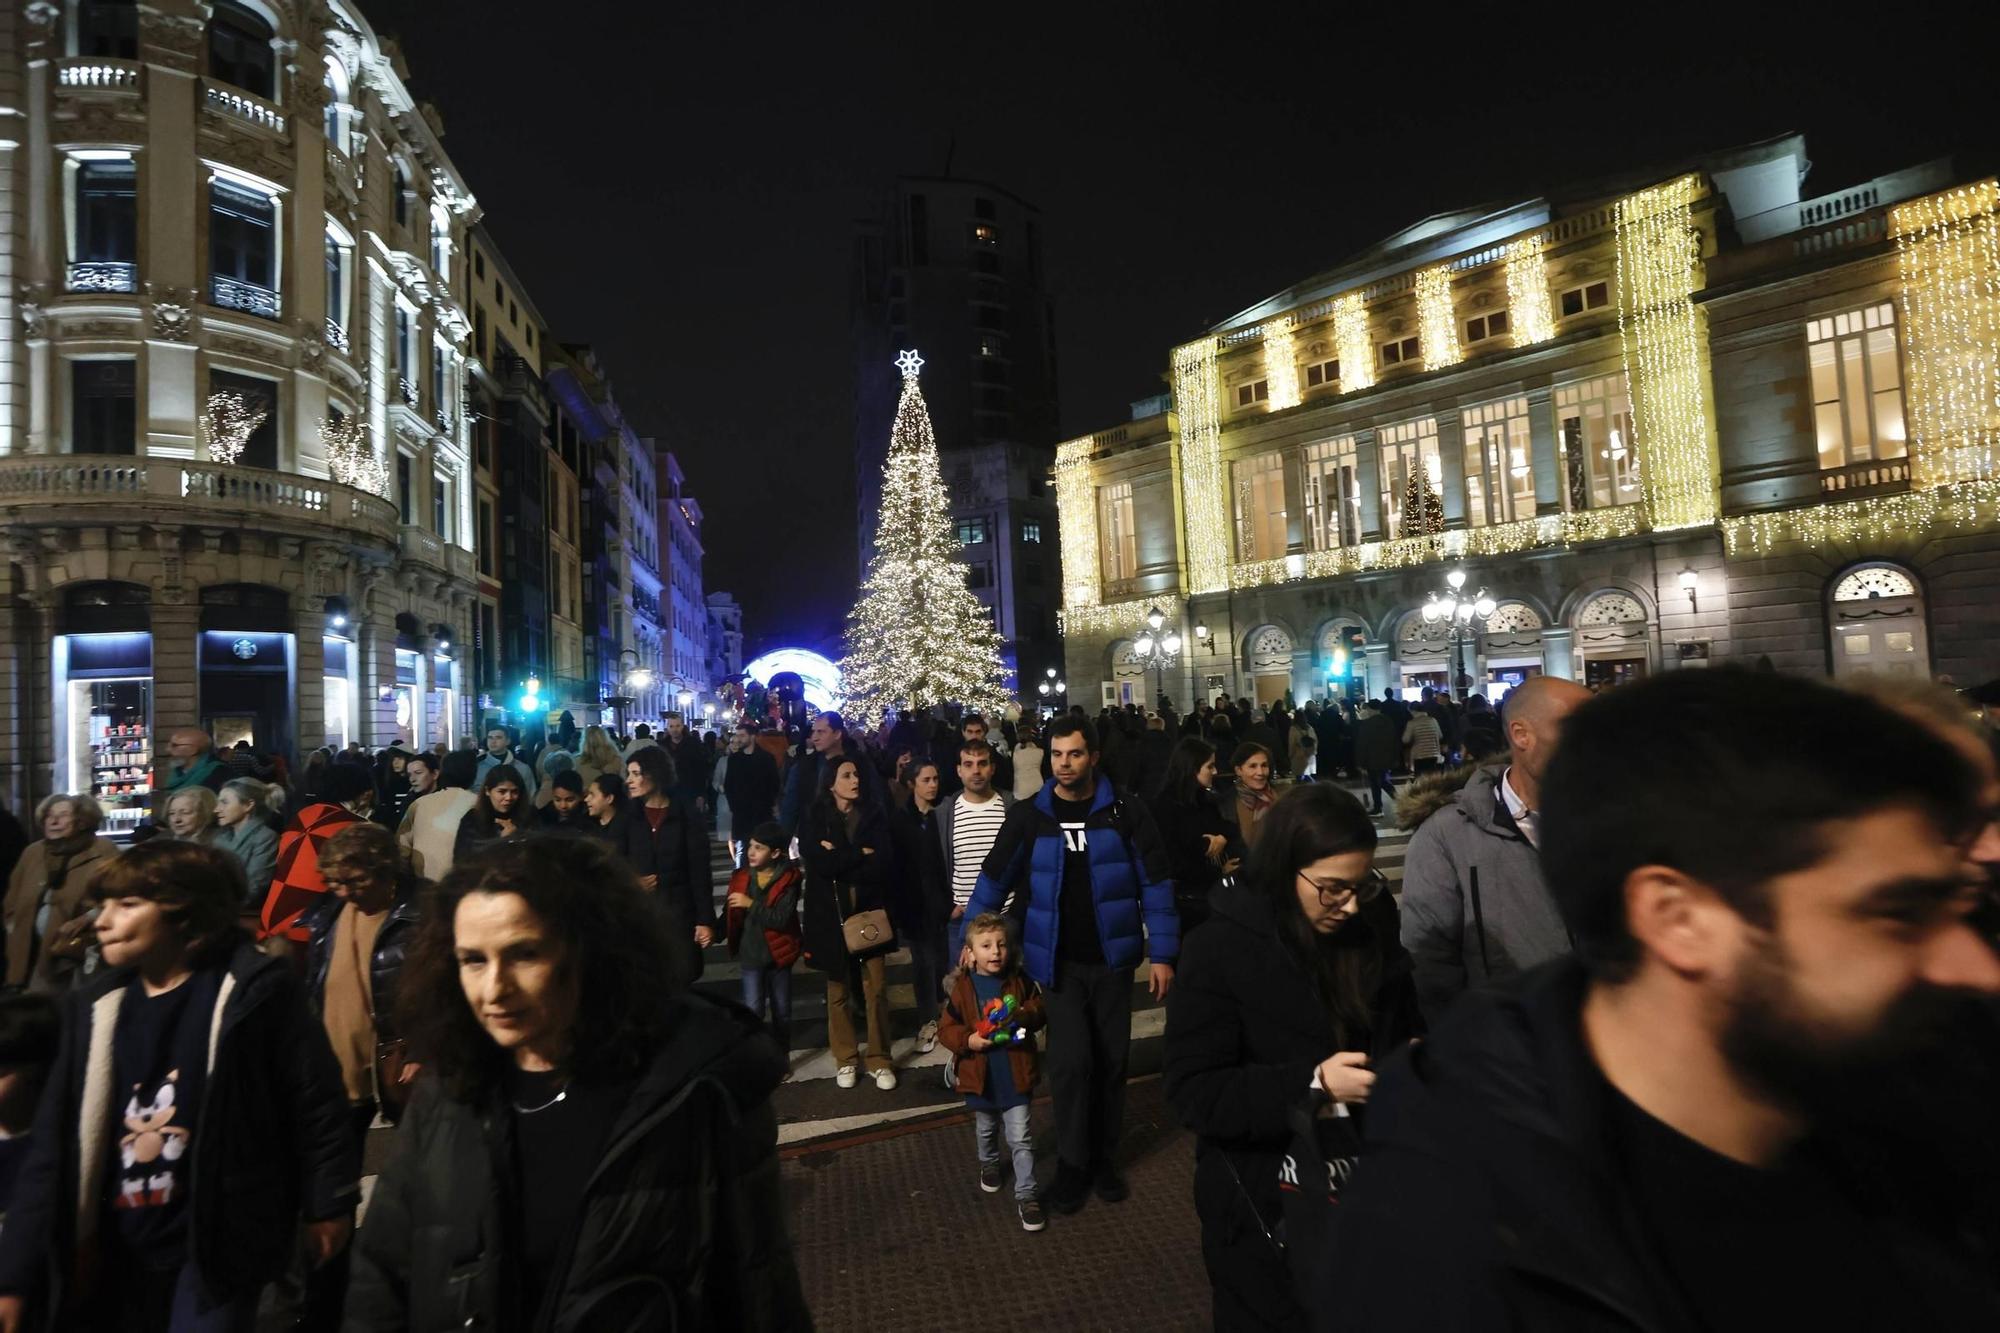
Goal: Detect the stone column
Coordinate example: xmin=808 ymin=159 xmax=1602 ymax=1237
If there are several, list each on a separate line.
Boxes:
xmin=1527 ymin=386 xmax=1562 ymax=515
xmin=293 ymin=609 xmax=325 ymax=759
xmin=149 ymin=597 xmax=200 ymax=812
xmin=359 ymin=578 xmax=399 ymax=746
xmin=1541 ymin=626 xmax=1576 ymax=681
xmin=411 ymin=634 xmax=434 ymax=751
xmin=1435 ymin=411 xmax=1468 ymax=528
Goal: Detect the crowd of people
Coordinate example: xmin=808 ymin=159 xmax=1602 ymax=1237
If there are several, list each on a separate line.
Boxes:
xmin=0 ymin=666 xmax=1991 ymax=1330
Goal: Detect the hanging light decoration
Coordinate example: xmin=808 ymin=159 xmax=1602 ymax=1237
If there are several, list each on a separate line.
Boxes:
xmin=1173 ymin=337 xmax=1230 ymax=594
xmin=1892 ymin=180 xmax=2000 ymax=489
xmin=1054 ymin=434 xmax=1100 ymax=613
xmin=1505 ymin=234 xmax=1556 ymax=347
xmin=1415 ymin=265 xmax=1462 ymax=370
xmin=1264 ymin=314 xmax=1300 ymax=411
xmin=200 ymin=391 xmax=268 ymax=467
xmin=319 ymin=415 xmax=389 ymax=496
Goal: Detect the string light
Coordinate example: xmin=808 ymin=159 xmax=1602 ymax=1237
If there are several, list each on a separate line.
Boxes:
xmin=1059 ymin=594 xmax=1184 ymax=638
xmin=839 ymin=354 xmax=1008 ymax=718
xmin=1264 ymin=314 xmax=1300 ymax=411
xmin=1505 ymin=234 xmax=1556 ymax=347
xmin=1173 ymin=337 xmax=1230 ymax=594
xmin=1415 ymin=265 xmax=1461 ymax=370
xmin=1229 ymin=504 xmax=1644 ymax=590
xmin=1615 ymin=174 xmax=1718 ymax=532
xmin=200 ymin=391 xmax=267 ymax=466
xmin=1722 ymin=479 xmax=2000 ymax=557
xmin=1054 ymin=434 xmax=1100 ymax=612
xmin=1333 ymin=292 xmax=1374 ymax=393
xmin=318 ymin=415 xmax=388 ymax=496
xmin=1891 ymin=181 xmax=2000 ymax=489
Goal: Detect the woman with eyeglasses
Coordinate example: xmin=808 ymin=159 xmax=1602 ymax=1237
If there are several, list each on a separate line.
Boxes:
xmin=1163 ymin=781 xmax=1422 ymax=1331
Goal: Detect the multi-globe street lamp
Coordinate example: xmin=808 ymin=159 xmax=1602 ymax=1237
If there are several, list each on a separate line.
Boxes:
xmin=1420 ymin=568 xmax=1496 ymax=701
xmin=1129 ymin=604 xmax=1182 ymax=711
xmin=1036 ymin=664 xmax=1068 ymax=713
xmin=609 ymin=647 xmax=654 ymax=736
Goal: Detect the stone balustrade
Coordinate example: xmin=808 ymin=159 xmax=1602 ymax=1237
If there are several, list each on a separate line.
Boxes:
xmin=0 ymin=456 xmax=399 ymax=546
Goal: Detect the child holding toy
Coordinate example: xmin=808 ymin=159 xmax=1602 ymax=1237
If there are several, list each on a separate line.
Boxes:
xmin=724 ymin=821 xmax=804 ymax=1056
xmin=937 ymin=912 xmax=1047 ymax=1231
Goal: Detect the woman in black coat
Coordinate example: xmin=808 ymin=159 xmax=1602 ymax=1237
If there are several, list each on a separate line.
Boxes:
xmin=799 ymin=755 xmax=900 ymax=1090
xmin=345 ymin=837 xmax=810 ymax=1330
xmin=1163 ymin=782 xmax=1423 ymax=1332
xmin=889 ymin=760 xmax=951 ymax=1050
xmin=1148 ymin=737 xmax=1242 ymax=935
xmin=620 ymin=746 xmax=715 ymax=978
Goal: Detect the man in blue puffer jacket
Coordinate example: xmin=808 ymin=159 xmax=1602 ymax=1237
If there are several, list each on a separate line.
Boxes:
xmin=967 ymin=714 xmax=1177 ymax=1216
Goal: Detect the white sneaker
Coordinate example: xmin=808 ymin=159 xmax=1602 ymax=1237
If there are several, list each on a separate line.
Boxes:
xmin=915 ymin=1020 xmax=939 ymax=1054
xmin=835 ymin=1065 xmax=858 ymax=1089
xmin=873 ymin=1067 xmax=899 ymax=1091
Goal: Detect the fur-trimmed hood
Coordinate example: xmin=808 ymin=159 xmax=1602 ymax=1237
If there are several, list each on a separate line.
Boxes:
xmin=1394 ymin=756 xmax=1507 ymax=832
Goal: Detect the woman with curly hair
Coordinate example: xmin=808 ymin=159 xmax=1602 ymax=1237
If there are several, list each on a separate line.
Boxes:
xmin=345 ymin=836 xmax=810 ymax=1330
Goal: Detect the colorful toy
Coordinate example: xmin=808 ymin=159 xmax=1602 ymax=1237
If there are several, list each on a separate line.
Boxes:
xmin=975 ymin=992 xmax=1031 ymax=1046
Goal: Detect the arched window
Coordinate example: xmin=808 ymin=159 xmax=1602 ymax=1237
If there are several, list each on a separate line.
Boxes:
xmin=1483 ymin=601 xmax=1544 ymax=634
xmin=207 ymin=2 xmax=275 ymax=100
xmin=1828 ymin=562 xmax=1927 ymax=680
xmin=322 ymin=56 xmax=348 ymax=150
xmin=1575 ymin=591 xmax=1646 ymax=626
xmin=1831 ymin=565 xmax=1918 ymax=602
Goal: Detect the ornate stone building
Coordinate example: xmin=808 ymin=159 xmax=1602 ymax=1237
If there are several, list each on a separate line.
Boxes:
xmin=0 ymin=0 xmax=479 ymax=819
xmin=1057 ymin=136 xmax=2000 ymax=712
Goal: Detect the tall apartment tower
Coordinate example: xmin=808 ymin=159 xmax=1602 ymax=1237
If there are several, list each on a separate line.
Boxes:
xmin=852 ymin=178 xmax=1062 ymax=695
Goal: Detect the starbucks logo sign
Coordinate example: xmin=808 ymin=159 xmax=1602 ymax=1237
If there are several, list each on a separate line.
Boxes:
xmin=231 ymin=637 xmax=259 ymax=660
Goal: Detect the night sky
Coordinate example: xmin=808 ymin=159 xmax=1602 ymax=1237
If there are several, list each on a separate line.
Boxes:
xmin=368 ymin=3 xmax=1995 ymax=652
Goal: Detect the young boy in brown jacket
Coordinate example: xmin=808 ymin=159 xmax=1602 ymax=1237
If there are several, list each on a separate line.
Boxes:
xmin=938 ymin=912 xmax=1048 ymax=1231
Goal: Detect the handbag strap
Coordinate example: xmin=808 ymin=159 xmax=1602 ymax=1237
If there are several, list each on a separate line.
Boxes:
xmin=1219 ymin=1151 xmax=1286 ymax=1260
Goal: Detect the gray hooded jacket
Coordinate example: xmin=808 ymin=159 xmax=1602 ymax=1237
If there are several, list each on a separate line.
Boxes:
xmin=1398 ymin=763 xmax=1572 ymax=1023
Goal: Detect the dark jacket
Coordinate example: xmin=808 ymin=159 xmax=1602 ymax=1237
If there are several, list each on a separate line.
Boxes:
xmin=1314 ymin=958 xmax=2000 ymax=1331
xmin=798 ymin=799 xmax=894 ymax=972
xmin=720 ymin=747 xmax=782 ymax=842
xmin=1353 ymin=710 xmax=1401 ymax=773
xmin=937 ymin=969 xmax=1044 ymax=1100
xmin=1166 ymin=881 xmax=1422 ymax=1331
xmin=301 ymin=879 xmax=423 ymax=1043
xmin=663 ymin=732 xmax=712 ymax=810
xmin=452 ymin=807 xmax=529 ymax=863
xmin=890 ymin=802 xmax=950 ymax=938
xmin=1398 ymin=763 xmax=1570 ymax=1023
xmin=967 ymin=776 xmax=1178 ymax=986
xmin=1148 ymin=787 xmax=1239 ymax=932
xmin=623 ymin=798 xmax=717 ymax=931
xmin=344 ymin=992 xmax=812 ymax=1332
xmin=0 ymin=940 xmax=357 ymax=1326
xmin=777 ymin=738 xmax=883 ymax=836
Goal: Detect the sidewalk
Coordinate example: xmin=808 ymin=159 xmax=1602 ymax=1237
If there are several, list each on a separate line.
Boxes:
xmin=783 ymin=1076 xmax=1210 ymax=1331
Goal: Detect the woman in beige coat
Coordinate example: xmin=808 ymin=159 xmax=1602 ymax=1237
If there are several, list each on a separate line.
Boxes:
xmin=3 ymin=793 xmax=119 ymax=990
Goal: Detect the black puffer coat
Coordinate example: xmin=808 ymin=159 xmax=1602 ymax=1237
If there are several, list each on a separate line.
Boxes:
xmin=1164 ymin=880 xmax=1422 ymax=1332
xmin=344 ymin=992 xmax=811 ymax=1332
xmin=798 ymin=799 xmax=894 ymax=972
xmin=622 ymin=798 xmax=716 ymax=932
xmin=301 ymin=880 xmax=422 ymax=1042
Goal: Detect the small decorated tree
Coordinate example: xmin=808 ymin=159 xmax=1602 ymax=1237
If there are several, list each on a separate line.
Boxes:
xmin=1400 ymin=465 xmax=1445 ymax=539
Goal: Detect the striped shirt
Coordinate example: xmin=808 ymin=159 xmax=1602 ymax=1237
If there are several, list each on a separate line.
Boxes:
xmin=950 ymin=793 xmax=1009 ymax=908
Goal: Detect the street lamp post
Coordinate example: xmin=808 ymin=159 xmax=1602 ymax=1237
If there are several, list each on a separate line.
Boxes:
xmin=1128 ymin=604 xmax=1183 ymax=712
xmin=1036 ymin=664 xmax=1068 ymax=714
xmin=1421 ymin=568 xmax=1497 ymax=702
xmin=611 ymin=648 xmax=654 ymax=737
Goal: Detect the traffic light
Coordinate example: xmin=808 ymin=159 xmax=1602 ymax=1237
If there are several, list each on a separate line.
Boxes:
xmin=516 ymin=675 xmax=542 ymax=715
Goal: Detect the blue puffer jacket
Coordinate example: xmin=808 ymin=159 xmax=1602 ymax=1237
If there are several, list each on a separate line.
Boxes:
xmin=968 ymin=775 xmax=1179 ymax=985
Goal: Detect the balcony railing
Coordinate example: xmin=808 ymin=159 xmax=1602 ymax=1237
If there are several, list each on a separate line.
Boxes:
xmin=398 ymin=376 xmax=418 ymax=407
xmin=210 ymin=275 xmax=279 ymax=319
xmin=67 ymin=261 xmax=137 ymax=294
xmin=400 ymin=524 xmax=447 ymax=570
xmin=325 ymin=318 xmax=350 ymax=355
xmin=1819 ymin=457 xmax=1911 ymax=498
xmin=56 ymin=58 xmax=142 ymax=92
xmin=0 ymin=457 xmax=399 ymax=545
xmin=203 ymin=81 xmax=286 ymax=134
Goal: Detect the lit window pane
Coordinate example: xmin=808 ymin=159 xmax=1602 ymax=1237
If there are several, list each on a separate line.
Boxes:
xmin=1874 ymin=391 xmax=1907 ymax=459
xmin=1843 ymin=634 xmax=1872 ymax=657
xmin=1815 ymin=403 xmax=1846 ymax=468
xmin=1883 ymin=631 xmax=1914 ymax=654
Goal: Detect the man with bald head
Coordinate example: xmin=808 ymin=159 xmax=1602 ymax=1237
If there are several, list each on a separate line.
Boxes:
xmin=1400 ymin=673 xmax=1592 ymax=1021
xmin=162 ymin=725 xmax=226 ymax=799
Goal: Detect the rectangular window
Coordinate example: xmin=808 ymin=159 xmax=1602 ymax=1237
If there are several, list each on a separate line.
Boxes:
xmin=432 ymin=344 xmax=446 ymax=415
xmin=397 ymin=453 xmax=413 ymax=524
xmin=79 ymin=0 xmax=139 ymax=57
xmin=1379 ymin=336 xmax=1421 ymax=367
xmin=1099 ymin=482 xmax=1137 ymax=585
xmin=1555 ymin=375 xmax=1639 ymax=510
xmin=964 ymin=564 xmax=992 ymax=590
xmin=1233 ymin=451 xmax=1288 ymax=562
xmin=433 ymin=471 xmax=453 ymax=540
xmin=473 ymin=251 xmax=485 ymax=278
xmin=1559 ymin=281 xmax=1611 ymax=317
xmin=324 ymin=233 xmax=347 ymax=332
xmin=1304 ymin=357 xmax=1339 ymax=388
xmin=1465 ymin=309 xmax=1511 ymax=343
xmin=1378 ymin=417 xmax=1442 ymax=538
xmin=1807 ymin=303 xmax=1907 ymax=469
xmin=1235 ymin=379 xmax=1270 ymax=408
xmin=477 ymin=499 xmax=495 ymax=575
xmin=1021 ymin=521 xmax=1042 ymax=543
xmin=956 ymin=518 xmax=988 ymax=546
xmin=1461 ymin=397 xmax=1536 ymax=527
xmin=208 ymin=179 xmax=276 ymax=313
xmin=71 ymin=359 xmax=136 ymax=455
xmin=73 ymin=159 xmax=137 ymax=283
xmin=972 ymin=223 xmax=1000 ymax=247
xmin=395 ymin=306 xmax=412 ymax=372
xmin=209 ymin=369 xmax=278 ymax=470
xmin=1300 ymin=434 xmax=1363 ymax=552
xmin=478 ymin=602 xmax=499 ymax=688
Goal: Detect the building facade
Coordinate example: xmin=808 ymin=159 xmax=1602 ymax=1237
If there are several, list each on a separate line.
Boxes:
xmin=704 ymin=589 xmax=742 ymax=688
xmin=656 ymin=445 xmax=706 ymax=714
xmin=1057 ymin=137 xmax=2000 ymax=712
xmin=853 ymin=176 xmax=1062 ymax=694
xmin=0 ymin=0 xmax=483 ymax=818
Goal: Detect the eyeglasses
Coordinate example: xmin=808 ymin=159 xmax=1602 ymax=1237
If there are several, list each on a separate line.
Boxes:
xmin=1298 ymin=867 xmax=1388 ymax=909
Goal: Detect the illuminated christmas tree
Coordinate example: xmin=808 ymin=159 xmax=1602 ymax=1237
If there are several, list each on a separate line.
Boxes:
xmin=840 ymin=351 xmax=1009 ymax=721
xmin=1401 ymin=465 xmax=1445 ymax=538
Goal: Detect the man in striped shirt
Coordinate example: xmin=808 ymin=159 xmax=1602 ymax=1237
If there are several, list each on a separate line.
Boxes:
xmin=921 ymin=738 xmax=1012 ymax=1053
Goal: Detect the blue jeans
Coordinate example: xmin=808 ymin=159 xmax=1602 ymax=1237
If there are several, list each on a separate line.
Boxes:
xmin=975 ymin=1103 xmax=1038 ymax=1201
xmin=741 ymin=965 xmax=792 ymax=1040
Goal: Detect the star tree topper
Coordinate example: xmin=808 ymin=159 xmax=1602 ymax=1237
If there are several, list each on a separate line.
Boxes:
xmin=895 ymin=349 xmax=925 ymax=378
